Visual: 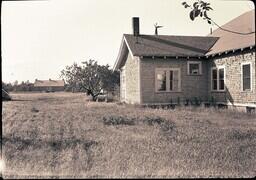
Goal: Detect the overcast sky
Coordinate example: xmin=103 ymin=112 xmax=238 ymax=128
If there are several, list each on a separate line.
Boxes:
xmin=1 ymin=0 xmax=254 ymax=83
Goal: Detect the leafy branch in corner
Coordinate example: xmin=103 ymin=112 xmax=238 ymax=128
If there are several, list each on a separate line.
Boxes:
xmin=182 ymin=0 xmax=255 ymax=35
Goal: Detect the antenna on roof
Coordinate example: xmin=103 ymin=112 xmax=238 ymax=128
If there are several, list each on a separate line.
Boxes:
xmin=210 ymin=27 xmax=212 ymax=34
xmin=154 ymin=23 xmax=163 ymax=35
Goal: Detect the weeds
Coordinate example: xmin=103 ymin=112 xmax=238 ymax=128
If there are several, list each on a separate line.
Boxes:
xmin=227 ymin=129 xmax=256 ymax=141
xmin=160 ymin=121 xmax=176 ymax=133
xmin=143 ymin=116 xmax=164 ymax=126
xmin=103 ymin=116 xmax=136 ymax=126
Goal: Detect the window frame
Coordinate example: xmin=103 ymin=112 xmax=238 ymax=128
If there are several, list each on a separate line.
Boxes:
xmin=187 ymin=61 xmax=202 ymax=75
xmin=211 ymin=65 xmax=226 ymax=92
xmin=155 ymin=68 xmax=181 ymax=93
xmin=241 ymin=62 xmax=252 ymax=92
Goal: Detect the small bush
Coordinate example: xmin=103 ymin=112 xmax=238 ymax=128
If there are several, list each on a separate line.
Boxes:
xmin=102 ymin=116 xmax=135 ymax=126
xmin=143 ymin=116 xmax=164 ymax=126
xmin=184 ymin=98 xmax=190 ymax=106
xmin=160 ymin=121 xmax=176 ymax=132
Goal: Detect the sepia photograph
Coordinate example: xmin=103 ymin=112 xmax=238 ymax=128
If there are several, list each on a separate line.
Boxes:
xmin=1 ymin=0 xmax=256 ymax=178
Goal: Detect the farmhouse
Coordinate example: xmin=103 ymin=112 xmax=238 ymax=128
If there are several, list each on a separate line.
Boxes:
xmin=33 ymin=79 xmax=65 ymax=92
xmin=114 ymin=10 xmax=255 ymax=108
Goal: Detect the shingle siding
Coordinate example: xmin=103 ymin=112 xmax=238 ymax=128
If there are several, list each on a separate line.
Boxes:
xmin=208 ymin=49 xmax=256 ymax=104
xmin=121 ymin=52 xmax=140 ymax=104
xmin=140 ymin=57 xmax=209 ymax=104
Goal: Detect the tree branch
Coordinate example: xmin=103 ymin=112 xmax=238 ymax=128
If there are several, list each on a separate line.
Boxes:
xmin=210 ymin=19 xmax=255 ymax=35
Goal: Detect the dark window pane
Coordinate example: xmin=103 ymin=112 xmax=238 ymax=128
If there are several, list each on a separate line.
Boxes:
xmin=189 ymin=63 xmax=199 ymax=74
xmin=243 ymin=78 xmax=251 ymax=91
xmin=243 ymin=64 xmax=251 ymax=90
xmin=219 ymin=80 xmax=225 ymax=90
xmin=213 ymin=80 xmax=218 ymax=90
xmin=170 ymin=71 xmax=173 ymax=90
xmin=243 ymin=64 xmax=250 ymax=77
xmin=212 ymin=69 xmax=217 ymax=79
xmin=219 ymin=68 xmax=224 ymax=79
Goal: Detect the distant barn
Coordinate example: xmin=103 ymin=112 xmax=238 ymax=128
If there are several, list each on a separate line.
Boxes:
xmin=33 ymin=79 xmax=65 ymax=92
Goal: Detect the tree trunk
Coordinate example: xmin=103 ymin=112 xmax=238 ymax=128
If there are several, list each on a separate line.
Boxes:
xmin=92 ymin=95 xmax=97 ymax=101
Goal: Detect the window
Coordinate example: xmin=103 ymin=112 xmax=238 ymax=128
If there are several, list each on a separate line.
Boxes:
xmin=242 ymin=63 xmax=251 ymax=91
xmin=219 ymin=68 xmax=225 ymax=90
xmin=187 ymin=61 xmax=202 ymax=75
xmin=156 ymin=70 xmax=166 ymax=91
xmin=212 ymin=69 xmax=218 ymax=90
xmin=156 ymin=68 xmax=181 ymax=92
xmin=211 ymin=66 xmax=225 ymax=91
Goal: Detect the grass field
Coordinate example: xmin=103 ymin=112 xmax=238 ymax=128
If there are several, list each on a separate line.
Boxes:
xmin=1 ymin=92 xmax=256 ymax=178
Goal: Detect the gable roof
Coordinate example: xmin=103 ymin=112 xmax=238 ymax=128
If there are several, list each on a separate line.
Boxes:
xmin=34 ymin=79 xmax=65 ymax=87
xmin=124 ymin=34 xmax=218 ymax=57
xmin=207 ymin=10 xmax=255 ymax=55
xmin=114 ymin=10 xmax=255 ymax=70
xmin=114 ymin=34 xmax=218 ymax=70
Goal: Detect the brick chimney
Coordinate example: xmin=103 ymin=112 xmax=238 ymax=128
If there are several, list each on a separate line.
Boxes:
xmin=132 ymin=17 xmax=140 ymax=36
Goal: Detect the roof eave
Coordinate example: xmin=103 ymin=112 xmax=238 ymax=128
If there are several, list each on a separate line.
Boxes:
xmin=206 ymin=44 xmax=255 ymax=57
xmin=113 ymin=35 xmax=137 ymax=71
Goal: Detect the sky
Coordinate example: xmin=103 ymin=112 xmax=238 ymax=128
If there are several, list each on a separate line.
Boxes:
xmin=1 ymin=0 xmax=255 ymax=84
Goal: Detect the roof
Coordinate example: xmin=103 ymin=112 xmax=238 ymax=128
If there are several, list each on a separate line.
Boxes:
xmin=114 ymin=34 xmax=218 ymax=70
xmin=124 ymin=34 xmax=218 ymax=57
xmin=207 ymin=10 xmax=255 ymax=55
xmin=114 ymin=10 xmax=255 ymax=70
xmin=34 ymin=79 xmax=65 ymax=87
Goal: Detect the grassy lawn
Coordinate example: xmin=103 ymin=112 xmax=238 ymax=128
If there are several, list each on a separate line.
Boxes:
xmin=1 ymin=92 xmax=256 ymax=178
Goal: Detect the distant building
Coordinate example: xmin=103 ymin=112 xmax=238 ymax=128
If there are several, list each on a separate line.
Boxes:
xmin=33 ymin=79 xmax=65 ymax=92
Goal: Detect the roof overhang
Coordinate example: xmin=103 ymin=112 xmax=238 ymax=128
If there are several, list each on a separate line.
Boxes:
xmin=206 ymin=44 xmax=255 ymax=58
xmin=113 ymin=36 xmax=134 ymax=71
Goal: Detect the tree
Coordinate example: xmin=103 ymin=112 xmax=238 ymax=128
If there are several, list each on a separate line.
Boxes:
xmin=181 ymin=0 xmax=255 ymax=35
xmin=61 ymin=59 xmax=120 ymax=101
xmin=2 ymin=82 xmax=14 ymax=92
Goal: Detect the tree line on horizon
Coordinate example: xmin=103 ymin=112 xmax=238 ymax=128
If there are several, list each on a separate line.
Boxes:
xmin=2 ymin=59 xmax=120 ymax=101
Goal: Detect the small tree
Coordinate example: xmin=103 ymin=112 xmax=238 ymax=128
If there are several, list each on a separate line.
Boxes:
xmin=61 ymin=59 xmax=119 ymax=101
xmin=2 ymin=82 xmax=14 ymax=92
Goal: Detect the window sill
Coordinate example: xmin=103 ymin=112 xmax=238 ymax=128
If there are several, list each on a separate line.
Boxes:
xmin=187 ymin=74 xmax=202 ymax=76
xmin=241 ymin=89 xmax=253 ymax=93
xmin=211 ymin=90 xmax=226 ymax=92
xmin=155 ymin=91 xmax=182 ymax=93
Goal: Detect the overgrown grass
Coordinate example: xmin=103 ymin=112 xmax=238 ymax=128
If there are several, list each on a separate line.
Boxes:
xmin=2 ymin=92 xmax=256 ymax=178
